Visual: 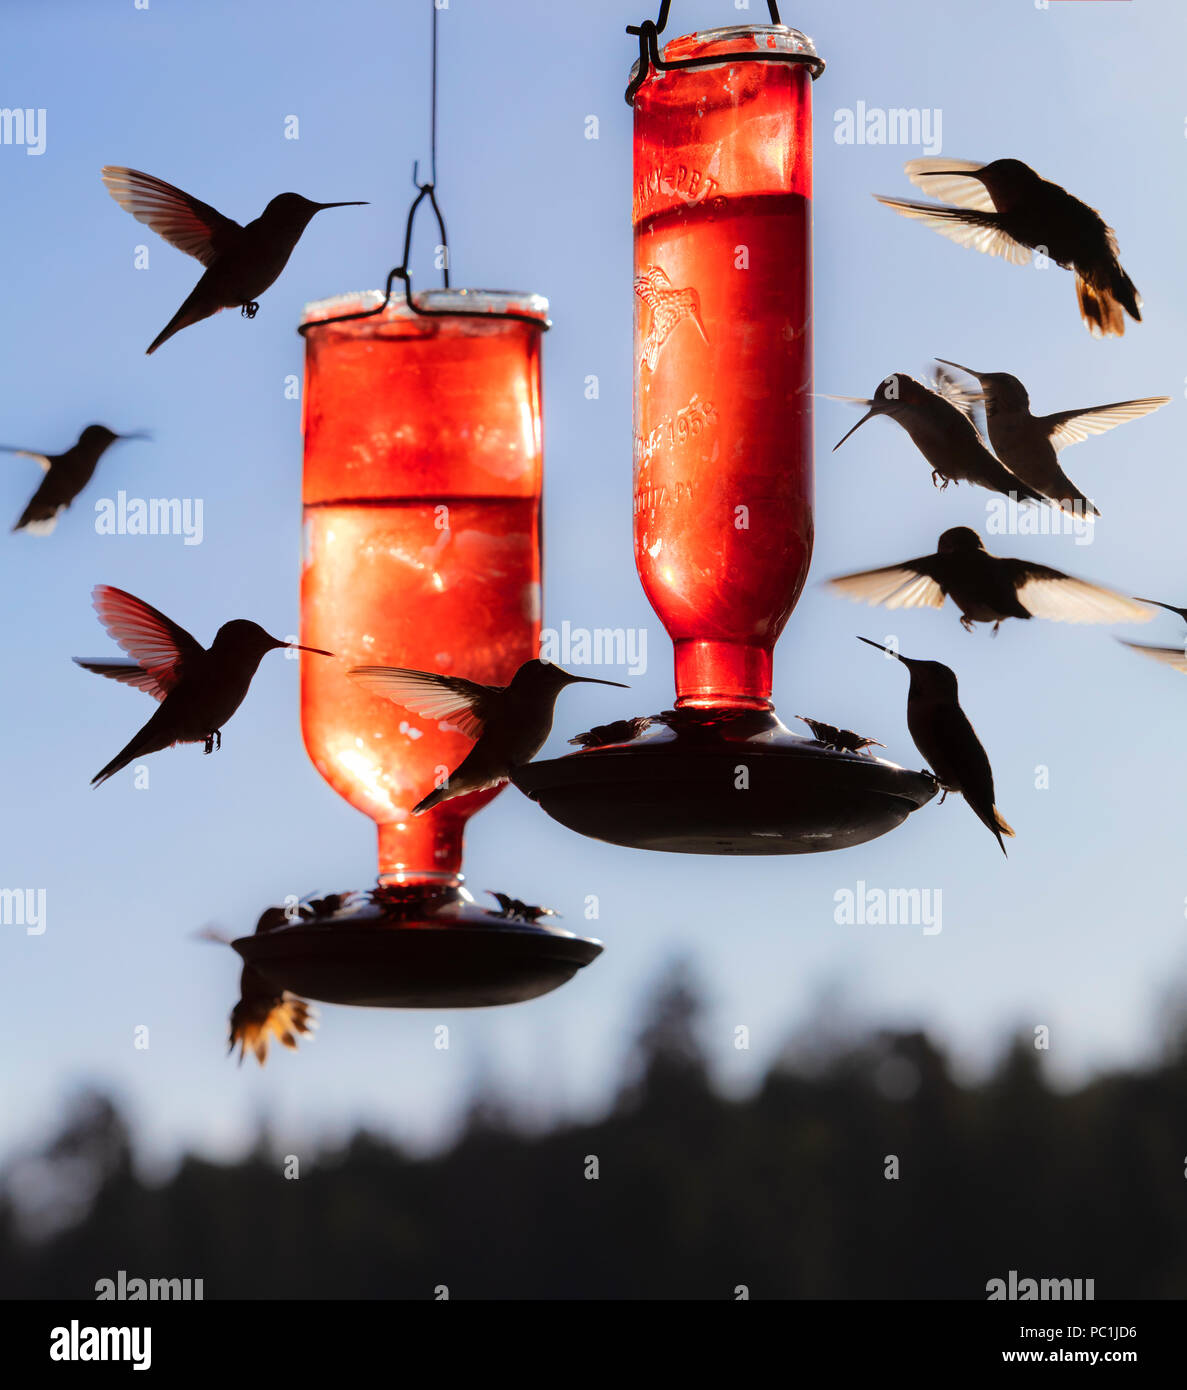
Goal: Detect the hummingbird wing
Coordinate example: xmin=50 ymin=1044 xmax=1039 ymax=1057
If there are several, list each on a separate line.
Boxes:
xmin=902 ymin=158 xmax=998 ymax=210
xmin=929 ymin=366 xmax=984 ymax=426
xmin=101 ymin=167 xmax=242 ymax=266
xmin=1119 ymin=641 xmax=1187 ymax=674
xmin=827 ymin=555 xmax=949 ymax=611
xmin=874 ymin=197 xmax=1033 ymax=266
xmin=1004 ymin=562 xmax=1154 ymax=625
xmin=72 ymin=657 xmax=172 ymax=702
xmin=90 ymin=585 xmax=205 ymax=693
xmin=1040 ymin=397 xmax=1171 ymax=450
xmin=347 ymin=666 xmax=501 ymax=739
xmin=0 ymin=447 xmax=51 ymax=469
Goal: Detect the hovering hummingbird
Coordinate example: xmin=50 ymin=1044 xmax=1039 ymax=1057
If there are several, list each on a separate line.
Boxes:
xmin=796 ymin=716 xmax=885 ymax=754
xmin=875 ymin=157 xmax=1142 ymax=337
xmin=935 ymin=360 xmax=1169 ymax=518
xmin=1118 ymin=597 xmax=1187 ymax=674
xmin=348 ymin=659 xmax=628 ymax=814
xmin=858 ymin=637 xmax=1014 ymax=856
xmin=829 ymin=373 xmax=1049 ymax=507
xmin=101 ymin=167 xmax=367 ymax=354
xmin=197 ymin=928 xmax=316 ymax=1066
xmin=485 ymin=892 xmax=561 ymax=924
xmin=828 ymin=526 xmax=1153 ymax=634
xmin=2 ymin=425 xmax=149 ymax=534
xmin=75 ymin=585 xmax=333 ymax=786
xmin=635 ymin=265 xmax=708 ymax=371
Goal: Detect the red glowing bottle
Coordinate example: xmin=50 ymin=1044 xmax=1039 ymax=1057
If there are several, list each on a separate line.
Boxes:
xmin=634 ymin=25 xmax=816 ymax=709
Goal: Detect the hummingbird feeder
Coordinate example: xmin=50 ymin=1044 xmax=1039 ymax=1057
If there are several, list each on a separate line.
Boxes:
xmin=514 ymin=4 xmax=937 ymax=854
xmin=233 ymin=10 xmax=602 ymax=1006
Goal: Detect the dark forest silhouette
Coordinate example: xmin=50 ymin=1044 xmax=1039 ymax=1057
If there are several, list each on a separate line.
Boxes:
xmin=3 ymin=964 xmax=1187 ymax=1300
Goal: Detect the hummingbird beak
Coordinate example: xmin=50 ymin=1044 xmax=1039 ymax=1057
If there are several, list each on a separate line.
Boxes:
xmin=285 ymin=641 xmax=335 ymax=656
xmin=832 ymin=407 xmax=878 ymax=452
xmin=1133 ymin=598 xmax=1187 ymax=621
xmin=314 ymin=201 xmax=369 ymax=210
xmin=916 ymin=170 xmax=986 ymax=180
xmin=551 ymin=665 xmax=629 ymax=688
xmin=117 ymin=431 xmax=152 ymax=442
xmin=857 ymin=636 xmax=903 ymax=661
xmin=689 ymin=305 xmax=709 ymax=344
xmin=935 ymin=358 xmax=984 ymax=381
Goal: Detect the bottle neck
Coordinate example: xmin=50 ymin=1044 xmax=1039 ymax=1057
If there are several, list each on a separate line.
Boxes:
xmin=377 ymin=818 xmax=465 ymax=887
xmin=673 ymin=637 xmax=773 ymax=710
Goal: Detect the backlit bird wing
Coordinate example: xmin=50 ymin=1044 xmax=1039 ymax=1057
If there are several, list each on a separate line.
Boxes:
xmin=827 ymin=555 xmax=949 ymax=611
xmin=72 ymin=657 xmax=172 ymax=701
xmin=929 ymin=365 xmax=984 ymax=425
xmin=101 ymin=166 xmax=241 ymax=266
xmin=0 ymin=446 xmax=51 ymax=470
xmin=89 ymin=585 xmax=205 ymax=693
xmin=347 ymin=666 xmax=501 ymax=739
xmin=1041 ymin=397 xmax=1171 ymax=450
xmin=903 ymin=158 xmax=998 ymax=211
xmin=874 ymin=197 xmax=1033 ymax=266
xmin=1118 ymin=640 xmax=1187 ymax=674
xmin=1005 ymin=562 xmax=1154 ymax=625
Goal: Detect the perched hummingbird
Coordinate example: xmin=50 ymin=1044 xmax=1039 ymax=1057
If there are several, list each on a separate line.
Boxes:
xmin=935 ymin=360 xmax=1168 ymax=517
xmin=485 ymin=892 xmax=561 ymax=924
xmin=75 ymin=585 xmax=332 ymax=786
xmin=829 ymin=373 xmax=1049 ymax=507
xmin=796 ymin=716 xmax=885 ymax=754
xmin=828 ymin=526 xmax=1153 ymax=634
xmin=2 ymin=425 xmax=149 ymax=534
xmin=635 ymin=265 xmax=708 ymax=371
xmin=348 ymin=659 xmax=628 ymax=814
xmin=858 ymin=637 xmax=1014 ymax=856
xmin=876 ymin=157 xmax=1142 ymax=337
xmin=101 ymin=167 xmax=367 ymax=354
xmin=197 ymin=929 xmax=316 ymax=1066
xmin=1118 ymin=597 xmax=1187 ymax=674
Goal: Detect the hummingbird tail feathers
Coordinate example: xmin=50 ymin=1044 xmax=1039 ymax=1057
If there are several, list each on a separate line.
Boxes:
xmin=147 ymin=285 xmax=217 ymax=355
xmin=993 ymin=807 xmax=1015 ymax=838
xmin=229 ymin=974 xmax=317 ymax=1066
xmin=1075 ymin=268 xmax=1139 ymax=339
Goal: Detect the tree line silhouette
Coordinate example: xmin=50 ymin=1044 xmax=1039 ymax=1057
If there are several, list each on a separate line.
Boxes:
xmin=3 ymin=964 xmax=1186 ymax=1299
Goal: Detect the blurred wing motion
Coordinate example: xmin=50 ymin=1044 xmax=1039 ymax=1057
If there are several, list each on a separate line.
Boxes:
xmin=348 ymin=665 xmax=500 ymax=739
xmin=873 ymin=195 xmax=1033 ymax=266
xmin=1042 ymin=397 xmax=1171 ymax=450
xmin=903 ymin=157 xmax=998 ymax=210
xmin=72 ymin=658 xmax=171 ymax=701
xmin=88 ymin=584 xmax=204 ymax=694
xmin=1008 ymin=563 xmax=1154 ymax=625
xmin=101 ymin=166 xmax=241 ymax=265
xmin=1119 ymin=640 xmax=1187 ymax=675
xmin=929 ymin=365 xmax=984 ymax=425
xmin=229 ymin=965 xmax=317 ymax=1067
xmin=827 ymin=557 xmax=948 ymax=612
xmin=0 ymin=447 xmax=50 ymax=468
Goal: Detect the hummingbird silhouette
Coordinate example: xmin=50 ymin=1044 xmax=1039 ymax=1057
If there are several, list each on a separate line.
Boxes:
xmin=101 ymin=167 xmax=367 ymax=354
xmin=485 ymin=892 xmax=561 ymax=924
xmin=2 ymin=425 xmax=149 ymax=534
xmin=829 ymin=372 xmax=1049 ymax=507
xmin=348 ymin=659 xmax=628 ymax=814
xmin=858 ymin=637 xmax=1014 ymax=856
xmin=75 ymin=585 xmax=332 ymax=786
xmin=876 ymin=157 xmax=1142 ymax=337
xmin=635 ymin=265 xmax=709 ymax=371
xmin=1118 ymin=597 xmax=1187 ymax=674
xmin=197 ymin=928 xmax=316 ymax=1066
xmin=935 ymin=360 xmax=1169 ymax=518
xmin=829 ymin=526 xmax=1153 ymax=634
xmin=796 ymin=716 xmax=884 ymax=754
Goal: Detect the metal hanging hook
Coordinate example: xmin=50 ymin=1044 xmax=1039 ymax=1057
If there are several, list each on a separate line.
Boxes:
xmin=625 ymin=0 xmax=821 ymax=106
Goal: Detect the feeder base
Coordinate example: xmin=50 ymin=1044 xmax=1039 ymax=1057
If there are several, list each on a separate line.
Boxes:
xmin=513 ymin=708 xmax=937 ymax=855
xmin=234 ymin=887 xmax=603 ymax=1008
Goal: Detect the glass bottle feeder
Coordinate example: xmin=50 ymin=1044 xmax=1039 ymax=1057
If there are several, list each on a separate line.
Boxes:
xmin=515 ymin=10 xmax=936 ymax=853
xmin=234 ymin=287 xmax=602 ymax=1007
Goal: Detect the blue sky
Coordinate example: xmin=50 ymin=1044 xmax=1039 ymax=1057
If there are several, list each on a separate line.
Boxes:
xmin=2 ymin=0 xmax=1186 ymax=1169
